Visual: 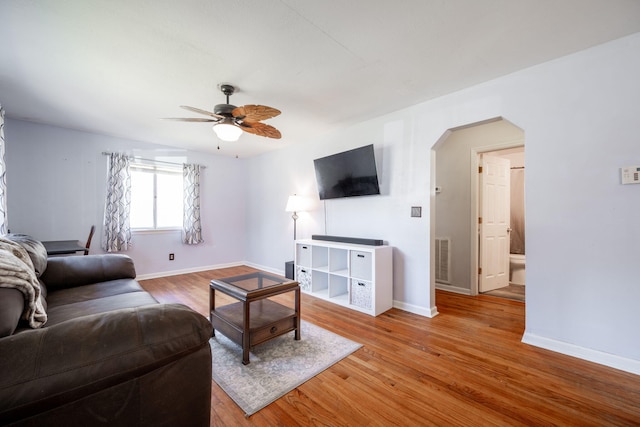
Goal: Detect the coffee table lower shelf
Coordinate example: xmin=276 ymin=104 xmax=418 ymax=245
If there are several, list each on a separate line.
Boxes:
xmin=210 ymin=299 xmax=299 ymax=364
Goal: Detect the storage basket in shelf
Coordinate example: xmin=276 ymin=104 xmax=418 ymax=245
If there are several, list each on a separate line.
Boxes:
xmin=296 ymin=267 xmax=312 ymax=292
xmin=350 ymin=279 xmax=372 ymax=310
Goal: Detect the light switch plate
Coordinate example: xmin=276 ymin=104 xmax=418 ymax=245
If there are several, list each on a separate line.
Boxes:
xmin=411 ymin=206 xmax=422 ymax=217
xmin=621 ymin=166 xmax=640 ymax=185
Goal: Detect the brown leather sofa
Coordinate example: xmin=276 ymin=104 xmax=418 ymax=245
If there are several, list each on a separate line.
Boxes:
xmin=0 ymin=236 xmax=212 ymax=426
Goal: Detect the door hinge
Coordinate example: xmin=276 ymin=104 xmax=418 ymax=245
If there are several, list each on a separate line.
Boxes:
xmin=478 ymin=217 xmax=482 ymax=224
xmin=478 ymin=166 xmax=483 ymax=173
xmin=478 ymin=267 xmax=482 ymax=274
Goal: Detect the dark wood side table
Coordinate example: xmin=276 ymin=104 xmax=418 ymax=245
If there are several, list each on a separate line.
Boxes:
xmin=209 ymin=272 xmax=300 ymax=365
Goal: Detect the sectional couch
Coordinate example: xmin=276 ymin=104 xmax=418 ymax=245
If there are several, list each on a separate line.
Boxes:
xmin=0 ymin=235 xmax=212 ymax=426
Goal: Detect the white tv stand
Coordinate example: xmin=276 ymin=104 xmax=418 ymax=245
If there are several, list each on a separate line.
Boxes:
xmin=294 ymin=239 xmax=393 ymax=316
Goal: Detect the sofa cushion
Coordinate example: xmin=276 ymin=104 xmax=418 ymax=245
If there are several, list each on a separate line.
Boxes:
xmin=0 ymin=304 xmax=212 ymax=424
xmin=44 ymin=292 xmax=158 ymax=327
xmin=0 ymin=288 xmax=24 ymax=337
xmin=45 ymin=279 xmax=145 ymax=307
xmin=5 ymin=234 xmax=48 ymax=278
xmin=40 ymin=254 xmax=136 ymax=291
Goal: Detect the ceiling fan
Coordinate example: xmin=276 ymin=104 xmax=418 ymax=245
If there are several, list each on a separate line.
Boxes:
xmin=166 ymin=84 xmax=281 ymax=142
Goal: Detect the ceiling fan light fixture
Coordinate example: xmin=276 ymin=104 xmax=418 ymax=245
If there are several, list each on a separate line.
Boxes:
xmin=170 ymin=83 xmax=281 ymax=141
xmin=213 ymin=121 xmax=243 ymax=141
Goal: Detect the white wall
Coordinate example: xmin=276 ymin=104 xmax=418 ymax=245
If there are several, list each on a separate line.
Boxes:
xmin=4 ymin=32 xmax=640 ymax=373
xmin=4 ymin=119 xmax=247 ymax=276
xmin=245 ymin=33 xmax=640 ymax=373
xmin=245 ymin=113 xmax=435 ymax=315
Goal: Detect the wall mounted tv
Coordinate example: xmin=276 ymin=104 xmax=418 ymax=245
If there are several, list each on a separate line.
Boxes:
xmin=313 ymin=144 xmax=380 ymax=200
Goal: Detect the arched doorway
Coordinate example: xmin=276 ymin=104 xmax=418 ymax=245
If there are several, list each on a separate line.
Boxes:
xmin=431 ymin=118 xmax=525 ymax=301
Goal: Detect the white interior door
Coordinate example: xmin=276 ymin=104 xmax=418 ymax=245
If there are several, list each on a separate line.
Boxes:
xmin=479 ymin=154 xmax=511 ymax=292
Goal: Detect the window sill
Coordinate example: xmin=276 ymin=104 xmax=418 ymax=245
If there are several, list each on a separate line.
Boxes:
xmin=132 ymin=228 xmax=181 ymax=235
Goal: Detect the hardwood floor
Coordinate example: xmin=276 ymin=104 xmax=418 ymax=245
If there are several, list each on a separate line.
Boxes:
xmin=140 ymin=266 xmax=640 ymax=426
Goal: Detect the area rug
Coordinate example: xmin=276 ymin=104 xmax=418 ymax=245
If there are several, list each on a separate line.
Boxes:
xmin=210 ymin=320 xmax=362 ymax=416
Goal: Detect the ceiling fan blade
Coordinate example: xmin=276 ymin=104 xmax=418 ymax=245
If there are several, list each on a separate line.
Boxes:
xmin=232 ymin=105 xmax=281 ymax=121
xmin=163 ymin=117 xmax=218 ymax=122
xmin=239 ymin=121 xmax=282 ymax=139
xmin=180 ymin=105 xmax=224 ymax=119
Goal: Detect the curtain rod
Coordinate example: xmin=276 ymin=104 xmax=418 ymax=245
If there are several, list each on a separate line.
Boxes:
xmin=101 ymin=152 xmax=206 ymax=169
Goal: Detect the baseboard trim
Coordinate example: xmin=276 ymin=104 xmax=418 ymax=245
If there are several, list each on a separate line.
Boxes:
xmin=393 ymin=300 xmax=439 ymax=318
xmin=244 ymin=262 xmax=284 ymax=277
xmin=136 ymin=261 xmax=244 ymax=281
xmin=522 ymin=332 xmax=640 ymax=376
xmin=435 ymin=283 xmax=472 ymax=295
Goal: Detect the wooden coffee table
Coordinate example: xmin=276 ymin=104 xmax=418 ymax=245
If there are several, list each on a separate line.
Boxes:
xmin=209 ymin=272 xmax=300 ymax=365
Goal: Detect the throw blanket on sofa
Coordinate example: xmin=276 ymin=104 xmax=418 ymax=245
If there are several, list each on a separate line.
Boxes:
xmin=0 ymin=237 xmax=47 ymax=328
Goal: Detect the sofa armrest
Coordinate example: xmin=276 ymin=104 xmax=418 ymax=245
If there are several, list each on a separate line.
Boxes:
xmin=0 ymin=303 xmax=212 ymax=423
xmin=40 ymin=254 xmax=136 ymax=291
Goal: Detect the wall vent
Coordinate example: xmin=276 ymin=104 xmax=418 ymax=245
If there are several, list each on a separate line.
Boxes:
xmin=435 ymin=238 xmax=451 ymax=284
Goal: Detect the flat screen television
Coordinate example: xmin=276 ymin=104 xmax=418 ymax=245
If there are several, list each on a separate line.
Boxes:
xmin=313 ymin=144 xmax=380 ymax=200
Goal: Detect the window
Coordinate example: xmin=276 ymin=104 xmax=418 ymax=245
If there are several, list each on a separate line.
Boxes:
xmin=130 ymin=164 xmax=183 ymax=229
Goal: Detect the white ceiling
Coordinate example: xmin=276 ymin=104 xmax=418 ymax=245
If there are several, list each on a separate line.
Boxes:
xmin=1 ymin=1 xmax=640 ymax=158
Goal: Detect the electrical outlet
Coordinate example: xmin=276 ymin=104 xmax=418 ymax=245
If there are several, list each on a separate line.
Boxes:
xmin=169 ymin=253 xmax=174 ymax=261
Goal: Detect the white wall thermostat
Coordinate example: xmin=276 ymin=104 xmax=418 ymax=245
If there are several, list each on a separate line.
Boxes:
xmin=621 ymin=166 xmax=640 ymax=185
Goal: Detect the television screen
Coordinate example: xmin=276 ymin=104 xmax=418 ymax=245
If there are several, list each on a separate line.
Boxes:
xmin=313 ymin=144 xmax=380 ymax=200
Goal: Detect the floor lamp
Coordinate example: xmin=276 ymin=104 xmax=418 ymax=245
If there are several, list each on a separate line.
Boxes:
xmin=285 ymin=194 xmax=306 ymax=241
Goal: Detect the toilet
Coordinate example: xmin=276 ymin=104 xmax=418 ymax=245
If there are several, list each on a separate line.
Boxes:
xmin=509 ymin=254 xmax=526 ymax=285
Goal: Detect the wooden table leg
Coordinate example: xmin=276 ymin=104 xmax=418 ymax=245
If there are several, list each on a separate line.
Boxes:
xmin=294 ymin=287 xmax=301 ymax=341
xmin=210 ymin=286 xmax=216 ymax=337
xmin=242 ymin=300 xmax=251 ymax=365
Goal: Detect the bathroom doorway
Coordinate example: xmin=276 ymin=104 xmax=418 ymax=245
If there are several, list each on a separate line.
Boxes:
xmin=476 ymin=146 xmax=525 ymax=301
xmin=433 ymin=118 xmax=525 ymax=302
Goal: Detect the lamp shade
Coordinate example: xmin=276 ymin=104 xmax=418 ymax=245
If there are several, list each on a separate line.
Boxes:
xmin=285 ymin=195 xmax=306 ymax=212
xmin=213 ymin=122 xmax=243 ymax=141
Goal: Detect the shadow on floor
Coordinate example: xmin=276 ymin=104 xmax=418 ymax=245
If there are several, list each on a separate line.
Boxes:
xmin=482 ymin=284 xmax=525 ymax=302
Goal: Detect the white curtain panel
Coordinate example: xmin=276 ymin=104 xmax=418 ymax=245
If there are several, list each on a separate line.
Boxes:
xmin=182 ymin=163 xmax=203 ymax=245
xmin=0 ymin=104 xmax=7 ymax=235
xmin=101 ymin=153 xmax=132 ymax=252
